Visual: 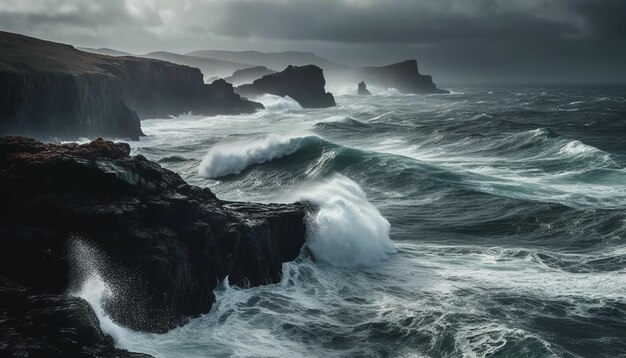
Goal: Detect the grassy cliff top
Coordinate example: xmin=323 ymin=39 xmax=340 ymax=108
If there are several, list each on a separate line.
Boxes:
xmin=0 ymin=31 xmax=172 ymax=75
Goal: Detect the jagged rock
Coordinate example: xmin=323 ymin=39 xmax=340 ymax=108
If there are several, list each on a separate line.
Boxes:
xmin=355 ymin=60 xmax=449 ymax=94
xmin=0 ymin=279 xmax=149 ymax=357
xmin=357 ymin=81 xmax=372 ymax=95
xmin=0 ymin=31 xmax=263 ymax=140
xmin=224 ymin=66 xmax=277 ymax=86
xmin=0 ymin=137 xmax=311 ymax=342
xmin=236 ymin=65 xmax=336 ymax=108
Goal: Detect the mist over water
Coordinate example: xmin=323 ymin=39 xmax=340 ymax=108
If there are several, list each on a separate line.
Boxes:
xmin=90 ymin=85 xmax=626 ymax=357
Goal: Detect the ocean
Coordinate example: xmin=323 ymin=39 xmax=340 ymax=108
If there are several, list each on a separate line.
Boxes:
xmin=76 ymin=85 xmax=626 ymax=357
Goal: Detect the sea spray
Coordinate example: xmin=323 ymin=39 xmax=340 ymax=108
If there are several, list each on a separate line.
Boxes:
xmin=286 ymin=174 xmax=396 ymax=267
xmin=198 ymin=133 xmax=320 ymax=178
xmin=255 ymin=94 xmax=302 ymax=111
xmin=68 ymin=239 xmax=133 ymax=347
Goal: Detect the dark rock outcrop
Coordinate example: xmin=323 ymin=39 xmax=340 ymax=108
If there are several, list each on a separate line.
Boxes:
xmin=236 ymin=65 xmax=336 ymax=108
xmin=0 ymin=136 xmax=311 ymax=354
xmin=357 ymin=81 xmax=372 ymax=95
xmin=0 ymin=279 xmax=149 ymax=357
xmin=355 ymin=60 xmax=448 ymax=94
xmin=224 ymin=66 xmax=277 ymax=86
xmin=0 ymin=31 xmax=263 ymax=140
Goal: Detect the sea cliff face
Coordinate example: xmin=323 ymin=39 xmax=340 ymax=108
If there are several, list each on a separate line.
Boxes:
xmin=0 ymin=31 xmax=262 ymax=140
xmin=236 ymin=65 xmax=336 ymax=108
xmin=0 ymin=136 xmax=311 ymax=355
xmin=0 ymin=71 xmax=142 ymax=139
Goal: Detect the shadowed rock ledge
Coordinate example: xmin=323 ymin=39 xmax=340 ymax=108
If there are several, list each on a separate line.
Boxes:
xmin=236 ymin=65 xmax=336 ymax=108
xmin=0 ymin=136 xmax=311 ymax=356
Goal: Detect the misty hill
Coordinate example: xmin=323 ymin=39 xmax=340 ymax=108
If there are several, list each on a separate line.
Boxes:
xmin=78 ymin=47 xmax=132 ymax=57
xmin=142 ymin=51 xmax=254 ymax=79
xmin=0 ymin=31 xmax=261 ymax=139
xmin=224 ymin=66 xmax=277 ymax=86
xmin=187 ymin=50 xmax=348 ymax=74
xmin=188 ymin=49 xmax=446 ymax=94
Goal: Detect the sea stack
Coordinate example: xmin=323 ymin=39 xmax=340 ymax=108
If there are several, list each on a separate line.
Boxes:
xmin=236 ymin=65 xmax=336 ymax=108
xmin=355 ymin=60 xmax=448 ymax=94
xmin=358 ymin=81 xmax=372 ymax=95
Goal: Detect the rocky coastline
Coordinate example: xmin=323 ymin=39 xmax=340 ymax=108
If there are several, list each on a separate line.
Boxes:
xmin=0 ymin=136 xmax=312 ymax=356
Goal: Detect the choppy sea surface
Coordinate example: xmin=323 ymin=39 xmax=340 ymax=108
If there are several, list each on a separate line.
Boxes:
xmin=76 ymin=85 xmax=626 ymax=357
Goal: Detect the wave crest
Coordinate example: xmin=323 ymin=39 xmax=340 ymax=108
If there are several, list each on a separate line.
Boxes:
xmin=198 ymin=133 xmax=320 ymax=178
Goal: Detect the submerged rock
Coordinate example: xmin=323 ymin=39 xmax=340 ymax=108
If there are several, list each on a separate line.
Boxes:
xmin=236 ymin=65 xmax=336 ymax=108
xmin=357 ymin=81 xmax=372 ymax=95
xmin=0 ymin=136 xmax=311 ymax=353
xmin=0 ymin=31 xmax=263 ymax=140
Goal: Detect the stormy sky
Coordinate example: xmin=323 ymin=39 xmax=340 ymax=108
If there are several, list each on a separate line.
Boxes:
xmin=1 ymin=0 xmax=625 ymax=84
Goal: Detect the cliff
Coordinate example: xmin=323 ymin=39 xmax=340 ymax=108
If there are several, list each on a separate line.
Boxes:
xmin=0 ymin=136 xmax=311 ymax=355
xmin=354 ymin=60 xmax=448 ymax=94
xmin=236 ymin=65 xmax=336 ymax=108
xmin=0 ymin=31 xmax=262 ymax=140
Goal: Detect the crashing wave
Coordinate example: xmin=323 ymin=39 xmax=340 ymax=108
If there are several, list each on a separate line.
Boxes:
xmin=198 ymin=133 xmax=321 ymax=178
xmin=286 ymin=174 xmax=396 ymax=268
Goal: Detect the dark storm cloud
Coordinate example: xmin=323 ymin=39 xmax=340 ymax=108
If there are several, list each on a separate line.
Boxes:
xmin=572 ymin=0 xmax=626 ymax=39
xmin=0 ymin=0 xmax=624 ymax=83
xmin=207 ymin=0 xmax=582 ymax=43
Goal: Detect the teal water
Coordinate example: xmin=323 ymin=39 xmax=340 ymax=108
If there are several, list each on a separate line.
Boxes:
xmin=79 ymin=86 xmax=626 ymax=357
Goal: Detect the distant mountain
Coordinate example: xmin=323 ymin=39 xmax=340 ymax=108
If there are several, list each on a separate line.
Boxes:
xmin=142 ymin=51 xmax=254 ymax=79
xmin=187 ymin=50 xmax=348 ymax=73
xmin=78 ymin=47 xmax=132 ymax=57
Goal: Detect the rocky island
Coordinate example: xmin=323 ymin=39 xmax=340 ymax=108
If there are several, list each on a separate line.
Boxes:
xmin=354 ymin=60 xmax=449 ymax=94
xmin=358 ymin=81 xmax=372 ymax=95
xmin=0 ymin=136 xmax=311 ymax=356
xmin=236 ymin=65 xmax=336 ymax=108
xmin=0 ymin=31 xmax=262 ymax=140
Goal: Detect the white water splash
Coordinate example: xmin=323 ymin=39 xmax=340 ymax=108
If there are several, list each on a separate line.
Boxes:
xmin=286 ymin=174 xmax=396 ymax=267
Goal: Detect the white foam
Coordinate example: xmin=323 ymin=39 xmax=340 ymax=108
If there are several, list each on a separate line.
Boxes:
xmin=286 ymin=174 xmax=396 ymax=268
xmin=68 ymin=240 xmax=134 ymax=347
xmin=198 ymin=133 xmax=318 ymax=178
xmin=558 ymin=140 xmax=602 ymax=157
xmin=255 ymin=94 xmax=302 ymax=111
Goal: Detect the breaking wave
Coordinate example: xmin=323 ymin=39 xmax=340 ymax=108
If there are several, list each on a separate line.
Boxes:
xmin=286 ymin=174 xmax=396 ymax=268
xmin=198 ymin=133 xmax=322 ymax=178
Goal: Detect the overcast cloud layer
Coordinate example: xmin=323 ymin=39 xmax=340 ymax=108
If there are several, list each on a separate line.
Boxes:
xmin=1 ymin=0 xmax=625 ymax=83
